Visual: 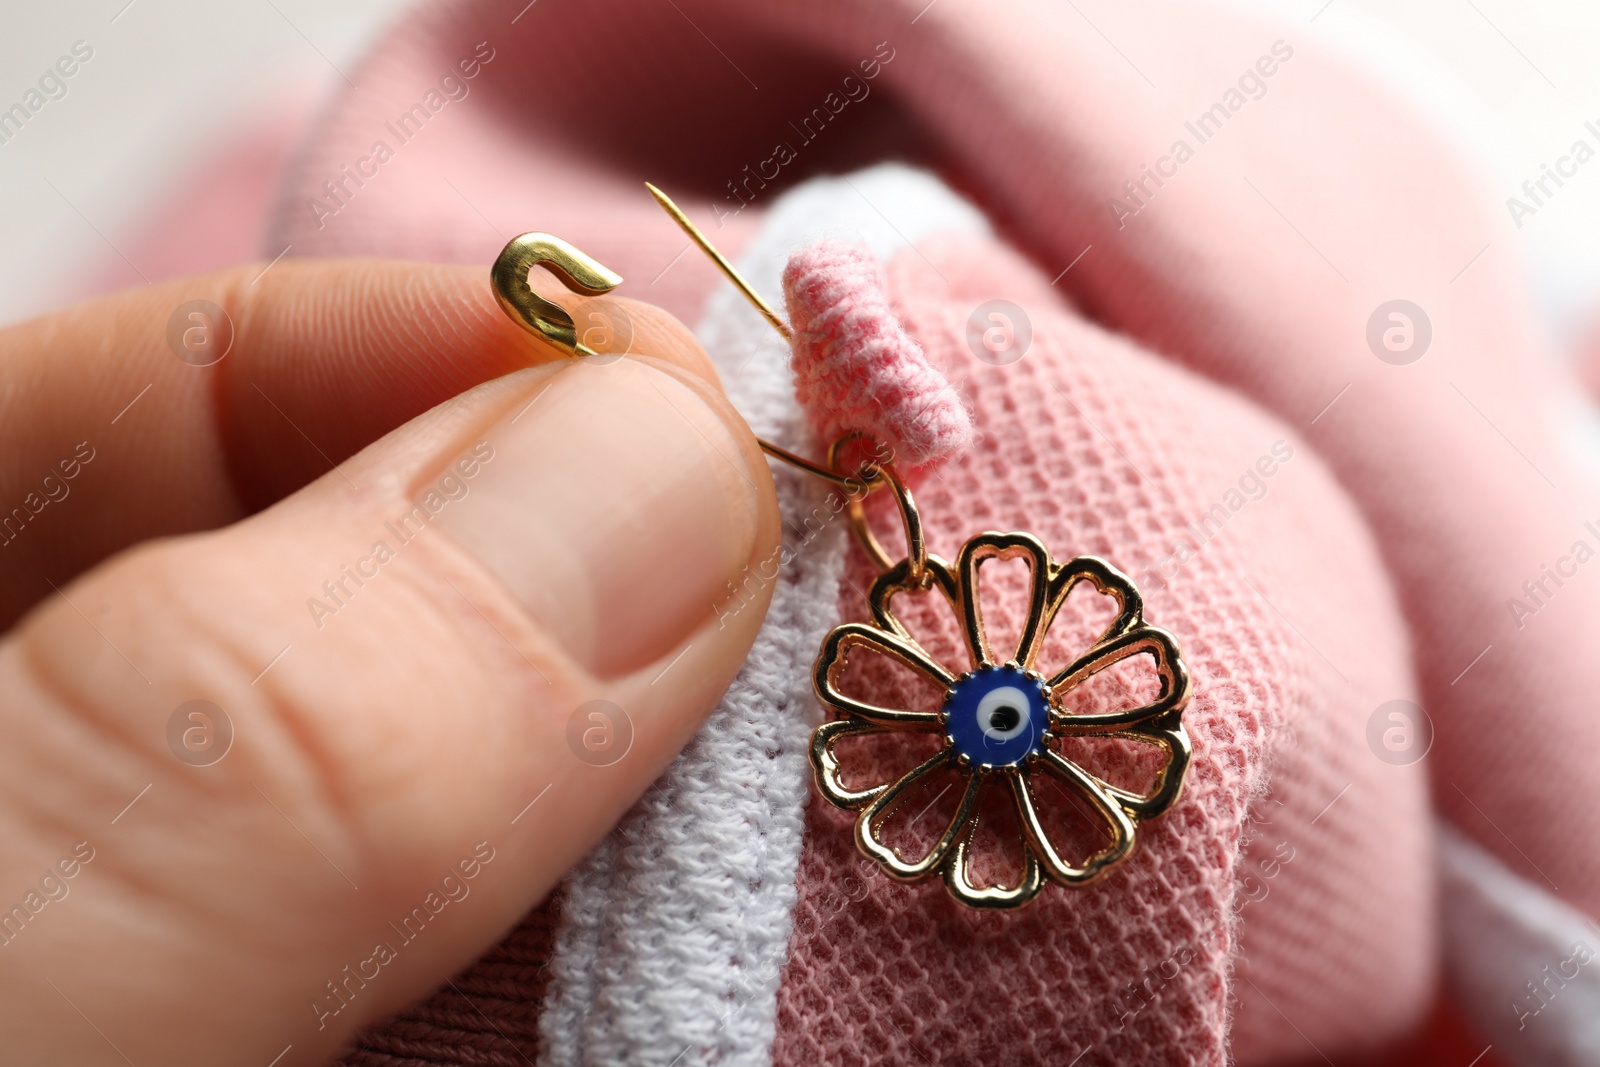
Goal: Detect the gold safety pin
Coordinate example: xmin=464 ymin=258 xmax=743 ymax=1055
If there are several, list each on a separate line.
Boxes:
xmin=490 ymin=232 xmax=623 ymax=357
xmin=488 ymin=184 xmax=927 ymax=578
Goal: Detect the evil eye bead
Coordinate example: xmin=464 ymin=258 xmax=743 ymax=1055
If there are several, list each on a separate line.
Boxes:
xmin=943 ymin=664 xmax=1051 ymax=767
xmin=976 ymin=686 xmax=1034 ymax=743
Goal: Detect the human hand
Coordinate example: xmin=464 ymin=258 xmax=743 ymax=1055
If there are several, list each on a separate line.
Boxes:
xmin=0 ymin=259 xmax=778 ymax=1065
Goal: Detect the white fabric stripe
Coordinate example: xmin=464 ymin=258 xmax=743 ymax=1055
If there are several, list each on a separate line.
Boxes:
xmin=1438 ymin=821 xmax=1600 ymax=1067
xmin=538 ymin=164 xmax=989 ymax=1067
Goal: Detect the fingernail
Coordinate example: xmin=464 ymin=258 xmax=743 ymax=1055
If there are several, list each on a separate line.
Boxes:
xmin=433 ymin=361 xmax=760 ymax=678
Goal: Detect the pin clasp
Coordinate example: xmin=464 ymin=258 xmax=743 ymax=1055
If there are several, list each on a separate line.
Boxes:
xmin=490 ymin=232 xmax=623 ymax=357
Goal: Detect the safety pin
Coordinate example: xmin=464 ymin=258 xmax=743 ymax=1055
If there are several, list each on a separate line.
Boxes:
xmin=489 ymin=185 xmax=880 ymax=490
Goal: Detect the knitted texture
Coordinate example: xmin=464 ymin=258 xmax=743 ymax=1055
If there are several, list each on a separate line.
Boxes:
xmin=782 ymin=240 xmax=973 ymax=467
xmin=333 ymin=897 xmax=558 ymax=1065
xmin=767 ymin=232 xmax=1433 ymax=1067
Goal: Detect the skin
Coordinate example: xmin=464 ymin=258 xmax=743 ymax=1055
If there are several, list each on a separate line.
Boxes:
xmin=0 ymin=260 xmax=780 ymax=1066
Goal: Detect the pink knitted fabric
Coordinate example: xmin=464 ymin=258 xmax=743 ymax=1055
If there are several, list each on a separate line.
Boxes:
xmin=770 ymin=232 xmax=1432 ymax=1067
xmin=782 ymin=240 xmax=973 ymax=466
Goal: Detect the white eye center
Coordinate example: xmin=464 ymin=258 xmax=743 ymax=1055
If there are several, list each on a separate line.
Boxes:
xmin=976 ymin=685 xmax=1034 ymax=742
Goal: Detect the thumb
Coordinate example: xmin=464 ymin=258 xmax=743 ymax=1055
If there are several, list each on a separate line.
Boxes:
xmin=0 ymin=292 xmax=779 ymax=1065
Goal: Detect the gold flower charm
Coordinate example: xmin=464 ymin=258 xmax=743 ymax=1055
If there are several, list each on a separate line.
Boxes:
xmin=809 ymin=532 xmax=1192 ymax=910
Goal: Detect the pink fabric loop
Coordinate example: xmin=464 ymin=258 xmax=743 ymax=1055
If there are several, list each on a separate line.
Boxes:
xmin=782 ymin=240 xmax=974 ymax=467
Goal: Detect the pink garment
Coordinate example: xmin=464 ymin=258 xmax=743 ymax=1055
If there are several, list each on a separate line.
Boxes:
xmin=782 ymin=240 xmax=973 ymax=466
xmin=773 ymin=233 xmax=1430 ymax=1065
xmin=74 ymin=91 xmax=318 ymax=303
xmin=1575 ymin=321 xmax=1600 ymax=405
xmin=109 ymin=0 xmax=1599 ymax=1062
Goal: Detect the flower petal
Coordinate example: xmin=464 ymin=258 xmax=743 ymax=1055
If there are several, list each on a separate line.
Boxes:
xmin=954 ymin=532 xmax=1053 ymax=669
xmin=1045 ymin=555 xmax=1145 ymax=644
xmin=1036 ymin=554 xmax=1145 ymax=681
xmin=1049 ymin=624 xmax=1190 ymax=730
xmin=1013 ymin=751 xmax=1137 ymax=885
xmin=1056 ymin=723 xmax=1192 ymax=819
xmin=856 ymin=751 xmax=979 ymax=881
xmin=940 ymin=779 xmax=1046 ymax=910
xmin=814 ymin=622 xmax=950 ymax=728
xmin=811 ymin=718 xmax=893 ymax=809
xmin=865 ymin=554 xmax=967 ymax=671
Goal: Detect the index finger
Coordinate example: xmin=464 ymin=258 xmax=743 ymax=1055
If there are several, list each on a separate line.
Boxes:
xmin=0 ymin=257 xmax=721 ymax=629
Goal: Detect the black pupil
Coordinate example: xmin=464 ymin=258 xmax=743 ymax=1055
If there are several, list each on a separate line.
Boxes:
xmin=988 ymin=703 xmax=1022 ymax=732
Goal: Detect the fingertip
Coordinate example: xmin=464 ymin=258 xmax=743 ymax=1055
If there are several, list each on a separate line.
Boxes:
xmin=544 ymin=292 xmax=723 ymax=388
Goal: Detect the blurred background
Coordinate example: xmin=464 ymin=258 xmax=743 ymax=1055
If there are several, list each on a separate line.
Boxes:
xmin=4 ymin=0 xmax=1600 ymax=350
